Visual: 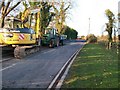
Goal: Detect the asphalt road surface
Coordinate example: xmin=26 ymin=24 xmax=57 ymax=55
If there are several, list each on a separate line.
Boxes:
xmin=2 ymin=41 xmax=85 ymax=89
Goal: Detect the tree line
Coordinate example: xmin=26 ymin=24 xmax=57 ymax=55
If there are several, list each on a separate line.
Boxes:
xmin=63 ymin=25 xmax=78 ymax=39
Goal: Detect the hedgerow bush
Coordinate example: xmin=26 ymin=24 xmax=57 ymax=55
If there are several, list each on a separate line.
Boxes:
xmin=86 ymin=34 xmax=97 ymax=43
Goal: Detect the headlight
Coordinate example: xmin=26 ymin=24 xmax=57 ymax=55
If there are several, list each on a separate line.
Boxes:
xmin=3 ymin=33 xmax=13 ymax=37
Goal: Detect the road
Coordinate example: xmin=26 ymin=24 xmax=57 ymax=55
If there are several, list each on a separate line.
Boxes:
xmin=2 ymin=41 xmax=85 ymax=89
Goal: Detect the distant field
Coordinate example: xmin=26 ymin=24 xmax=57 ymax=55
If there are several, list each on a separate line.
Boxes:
xmin=62 ymin=43 xmax=119 ymax=88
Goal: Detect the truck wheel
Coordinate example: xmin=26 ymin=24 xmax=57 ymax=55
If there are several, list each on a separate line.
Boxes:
xmin=60 ymin=40 xmax=63 ymax=46
xmin=61 ymin=41 xmax=63 ymax=46
xmin=56 ymin=41 xmax=59 ymax=47
xmin=49 ymin=39 xmax=54 ymax=48
xmin=56 ymin=39 xmax=60 ymax=47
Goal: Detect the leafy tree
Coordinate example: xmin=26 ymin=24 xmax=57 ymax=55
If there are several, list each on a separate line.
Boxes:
xmin=105 ymin=9 xmax=115 ymax=49
xmin=63 ymin=25 xmax=78 ymax=39
xmin=29 ymin=1 xmax=71 ymax=35
xmin=29 ymin=2 xmax=40 ymax=8
xmin=30 ymin=1 xmax=55 ymax=34
xmin=40 ymin=2 xmax=55 ymax=34
xmin=0 ymin=0 xmax=22 ymax=28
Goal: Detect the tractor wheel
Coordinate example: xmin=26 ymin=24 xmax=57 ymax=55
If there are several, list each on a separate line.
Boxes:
xmin=56 ymin=38 xmax=60 ymax=47
xmin=60 ymin=40 xmax=63 ymax=46
xmin=49 ymin=39 xmax=54 ymax=48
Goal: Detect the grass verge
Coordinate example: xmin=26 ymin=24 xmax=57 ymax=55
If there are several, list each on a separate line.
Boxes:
xmin=62 ymin=43 xmax=119 ymax=88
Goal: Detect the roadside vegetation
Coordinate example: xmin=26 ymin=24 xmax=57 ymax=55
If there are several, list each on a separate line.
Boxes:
xmin=86 ymin=34 xmax=97 ymax=43
xmin=63 ymin=25 xmax=78 ymax=39
xmin=62 ymin=43 xmax=119 ymax=88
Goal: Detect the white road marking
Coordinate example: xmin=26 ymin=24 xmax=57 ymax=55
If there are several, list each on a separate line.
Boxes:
xmin=47 ymin=44 xmax=85 ymax=89
xmin=0 ymin=63 xmax=16 ymax=72
xmin=0 ymin=49 xmax=56 ymax=72
xmin=0 ymin=58 xmax=13 ymax=63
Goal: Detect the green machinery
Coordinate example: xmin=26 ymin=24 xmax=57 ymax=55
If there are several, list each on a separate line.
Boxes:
xmin=41 ymin=28 xmax=65 ymax=48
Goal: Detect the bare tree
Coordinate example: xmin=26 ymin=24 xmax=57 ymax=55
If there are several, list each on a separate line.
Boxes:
xmin=105 ymin=9 xmax=115 ymax=49
xmin=51 ymin=0 xmax=71 ymax=34
xmin=0 ymin=0 xmax=22 ymax=28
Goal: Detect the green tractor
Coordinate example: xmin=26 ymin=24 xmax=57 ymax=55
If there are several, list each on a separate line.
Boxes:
xmin=41 ymin=28 xmax=61 ymax=48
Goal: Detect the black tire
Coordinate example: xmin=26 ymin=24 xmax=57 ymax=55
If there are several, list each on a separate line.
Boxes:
xmin=61 ymin=41 xmax=63 ymax=46
xmin=56 ymin=38 xmax=60 ymax=47
xmin=60 ymin=40 xmax=63 ymax=46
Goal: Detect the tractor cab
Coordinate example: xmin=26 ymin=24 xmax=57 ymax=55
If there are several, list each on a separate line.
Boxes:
xmin=44 ymin=28 xmax=59 ymax=37
xmin=41 ymin=28 xmax=60 ymax=47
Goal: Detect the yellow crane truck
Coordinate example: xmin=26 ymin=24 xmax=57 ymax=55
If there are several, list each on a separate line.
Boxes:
xmin=0 ymin=8 xmax=66 ymax=59
xmin=0 ymin=9 xmax=41 ymax=58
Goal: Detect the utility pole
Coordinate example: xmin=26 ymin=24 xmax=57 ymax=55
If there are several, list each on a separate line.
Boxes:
xmin=88 ymin=17 xmax=90 ymax=35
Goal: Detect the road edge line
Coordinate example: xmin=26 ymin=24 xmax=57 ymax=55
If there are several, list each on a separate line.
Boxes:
xmin=47 ymin=43 xmax=86 ymax=89
xmin=55 ymin=44 xmax=85 ymax=89
xmin=0 ymin=58 xmax=13 ymax=63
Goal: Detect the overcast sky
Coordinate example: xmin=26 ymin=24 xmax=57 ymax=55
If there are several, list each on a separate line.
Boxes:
xmin=66 ymin=0 xmax=120 ymax=36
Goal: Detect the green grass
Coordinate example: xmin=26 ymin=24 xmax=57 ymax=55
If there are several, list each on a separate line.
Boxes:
xmin=62 ymin=43 xmax=119 ymax=88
